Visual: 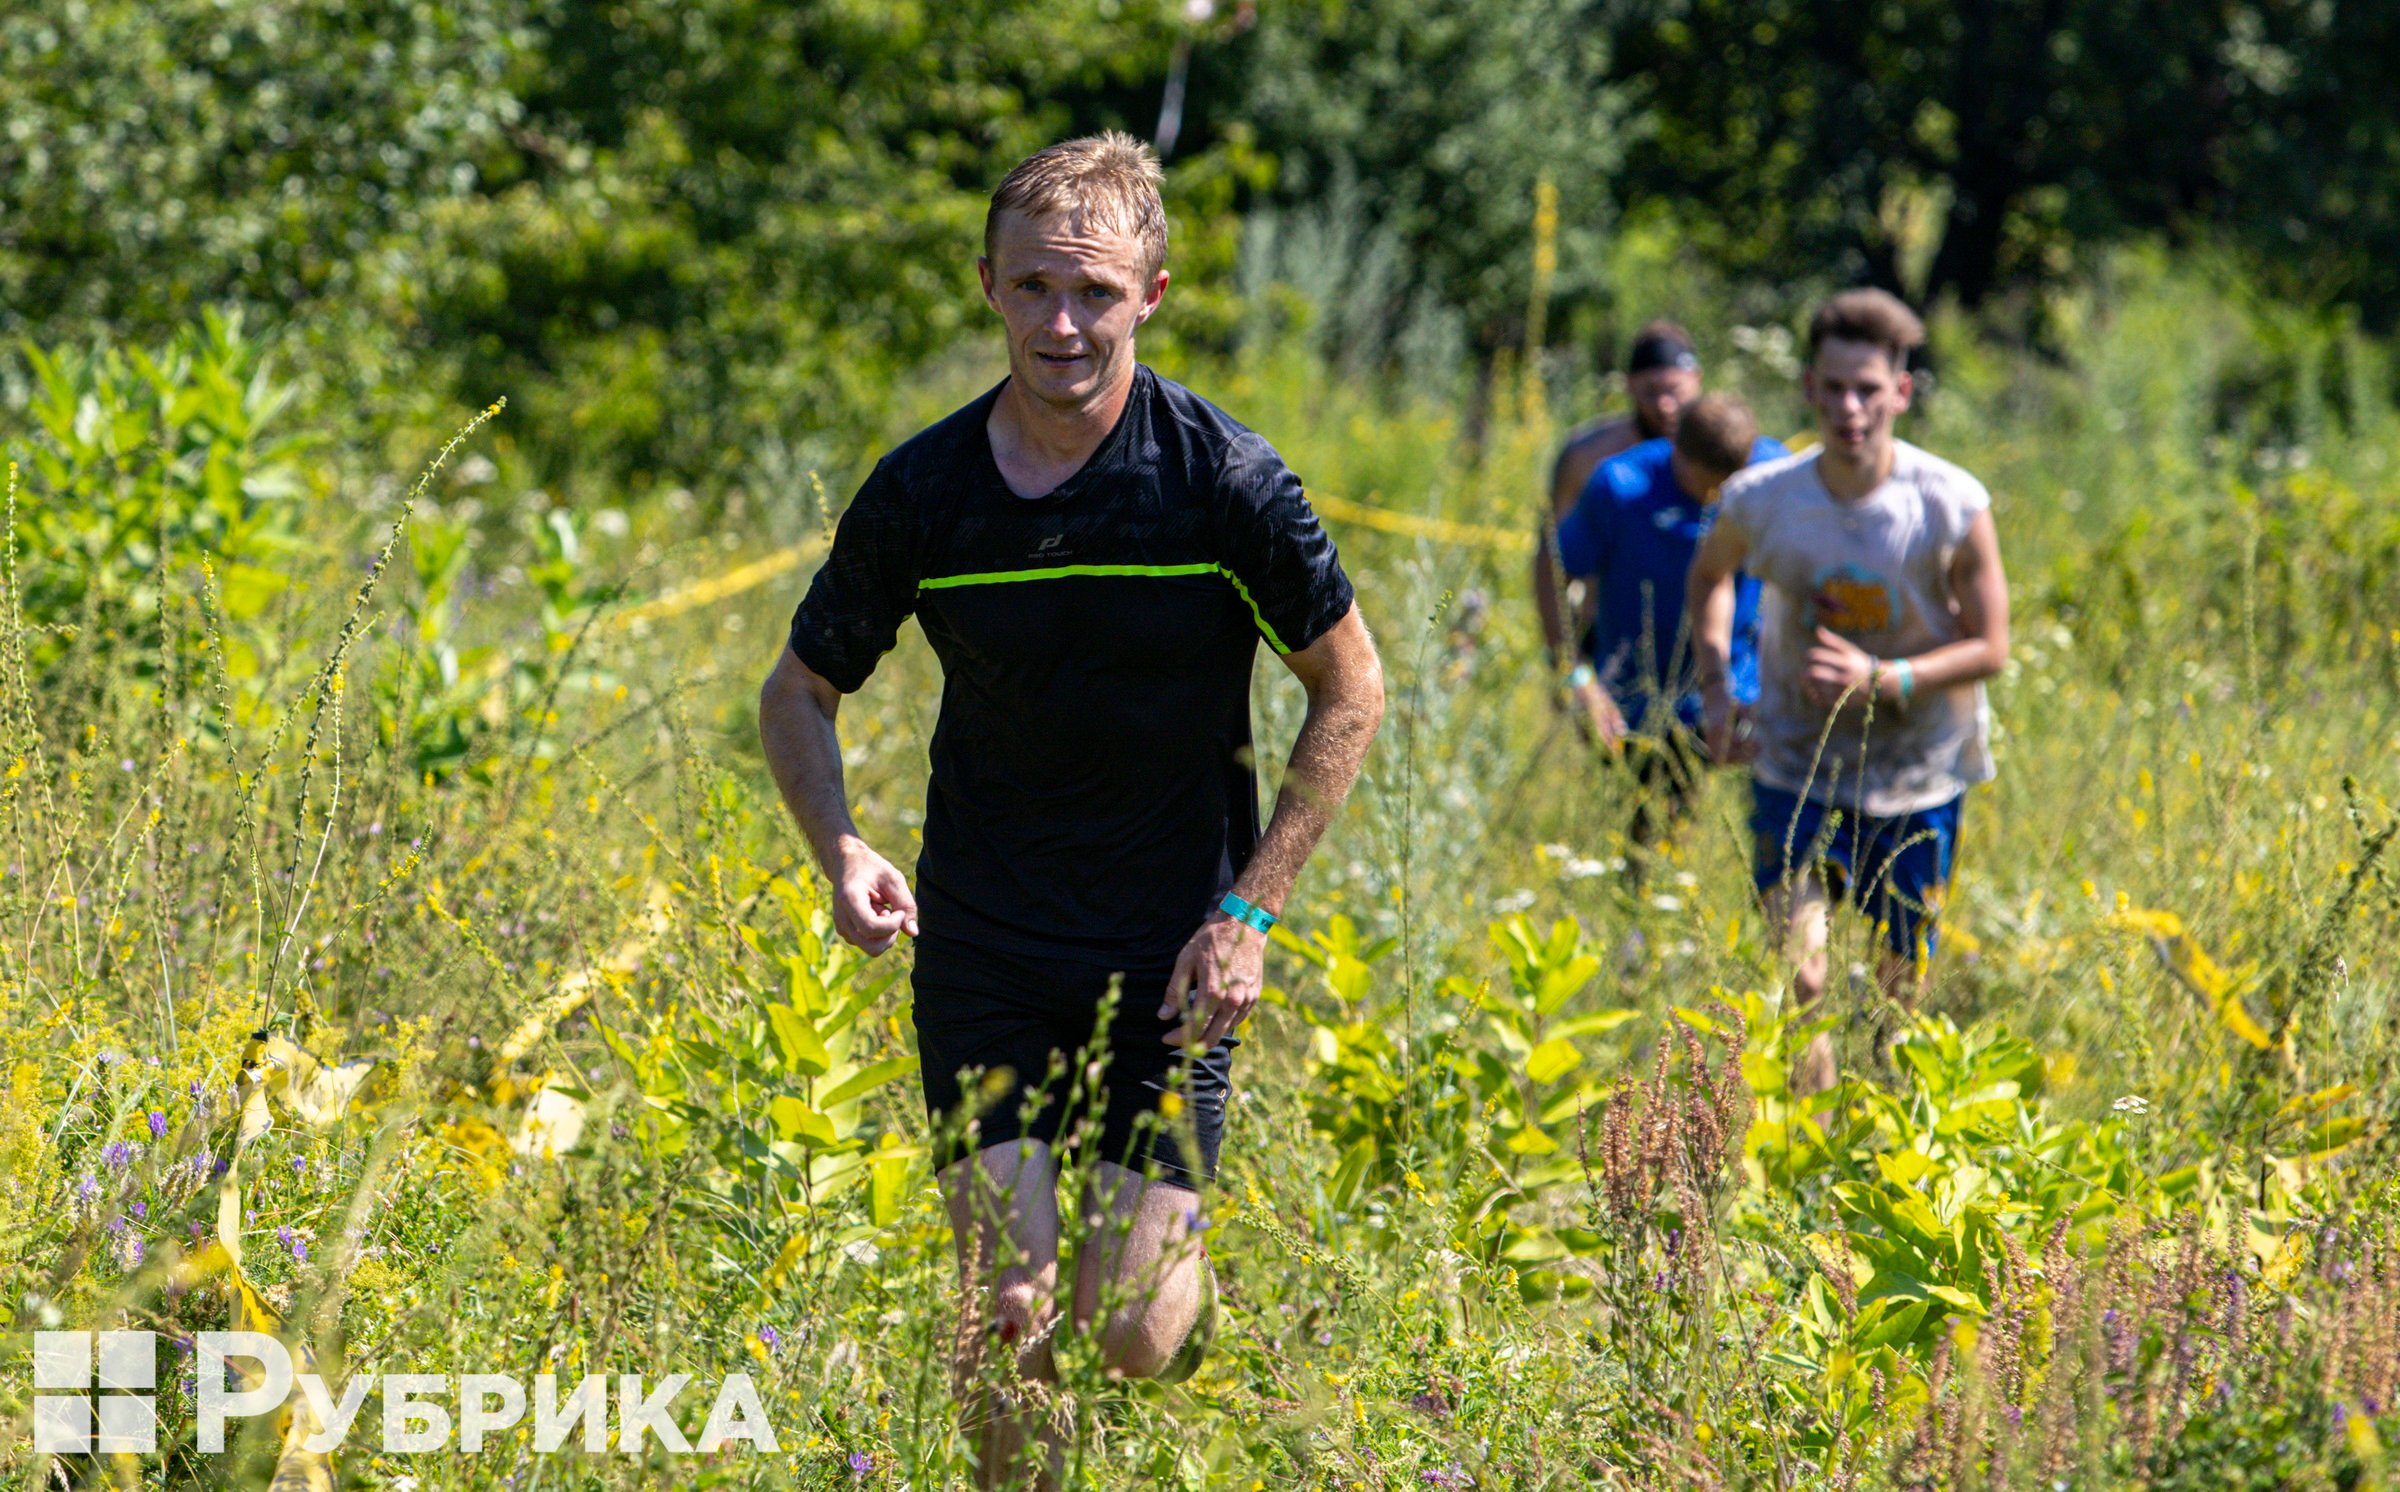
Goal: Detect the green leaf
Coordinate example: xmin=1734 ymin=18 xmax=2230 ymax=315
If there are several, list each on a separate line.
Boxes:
xmin=768 ymin=1095 xmax=838 ymax=1148
xmin=765 ymin=1003 xmax=831 ymax=1076
xmin=1549 ymin=1008 xmax=1638 ymax=1040
xmin=1533 ymin=954 xmax=1601 ymax=1015
xmin=1524 ymin=1036 xmax=1582 ymax=1085
xmin=869 ymin=1135 xmax=919 ymax=1227
xmin=817 ymin=1055 xmax=919 ymax=1112
xmin=1505 ymin=1125 xmax=1559 ymax=1155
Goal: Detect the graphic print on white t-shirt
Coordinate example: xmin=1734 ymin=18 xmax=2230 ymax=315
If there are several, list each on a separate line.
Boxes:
xmin=1716 ymin=440 xmax=1995 ymax=817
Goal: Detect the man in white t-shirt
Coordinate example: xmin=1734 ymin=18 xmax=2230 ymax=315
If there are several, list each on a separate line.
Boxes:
xmin=1685 ymin=289 xmax=2012 ymax=1093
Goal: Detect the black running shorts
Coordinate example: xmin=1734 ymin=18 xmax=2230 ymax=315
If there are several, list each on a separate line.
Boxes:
xmin=909 ymin=934 xmax=1235 ymax=1191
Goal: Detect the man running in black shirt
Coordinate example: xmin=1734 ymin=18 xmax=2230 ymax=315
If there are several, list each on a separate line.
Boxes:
xmin=760 ymin=132 xmax=1384 ymax=1485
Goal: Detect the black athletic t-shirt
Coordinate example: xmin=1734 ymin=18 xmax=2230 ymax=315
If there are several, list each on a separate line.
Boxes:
xmin=787 ymin=365 xmax=1356 ymax=963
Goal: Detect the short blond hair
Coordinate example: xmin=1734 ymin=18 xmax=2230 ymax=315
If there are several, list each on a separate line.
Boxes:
xmin=985 ymin=131 xmax=1168 ymax=276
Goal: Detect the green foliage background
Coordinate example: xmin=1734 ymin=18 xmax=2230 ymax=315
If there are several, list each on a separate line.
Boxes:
xmin=9 ymin=0 xmax=2392 ymax=491
xmin=7 ymin=4 xmax=2400 ymax=1488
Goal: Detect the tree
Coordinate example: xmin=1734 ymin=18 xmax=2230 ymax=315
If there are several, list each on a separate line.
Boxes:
xmin=0 ymin=2 xmax=526 ymax=340
xmin=1602 ymin=0 xmax=2338 ymax=311
xmin=1189 ymin=0 xmax=1623 ymax=354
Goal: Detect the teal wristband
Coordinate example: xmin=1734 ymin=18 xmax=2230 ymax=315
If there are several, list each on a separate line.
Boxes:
xmin=1892 ymin=658 xmax=1915 ymax=702
xmin=1219 ymin=892 xmax=1278 ymax=933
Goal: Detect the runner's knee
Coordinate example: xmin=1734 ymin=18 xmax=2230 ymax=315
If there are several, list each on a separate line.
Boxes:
xmin=989 ymin=1269 xmax=1052 ymax=1344
xmin=1095 ymin=1307 xmax=1179 ymax=1380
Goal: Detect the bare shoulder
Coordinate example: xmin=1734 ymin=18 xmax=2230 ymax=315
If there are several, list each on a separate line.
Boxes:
xmin=1551 ymin=415 xmax=1638 ymax=512
xmin=1558 ymin=415 xmax=1639 ymax=467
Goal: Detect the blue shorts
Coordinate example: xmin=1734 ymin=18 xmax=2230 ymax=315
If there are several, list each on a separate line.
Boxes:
xmin=1749 ymin=783 xmax=1963 ymax=962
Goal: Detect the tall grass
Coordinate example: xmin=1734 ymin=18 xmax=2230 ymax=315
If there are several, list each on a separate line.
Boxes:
xmin=5 ymin=249 xmax=2400 ymax=1488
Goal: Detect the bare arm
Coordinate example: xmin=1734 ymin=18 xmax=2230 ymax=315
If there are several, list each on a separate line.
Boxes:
xmin=1533 ymin=529 xmax=1628 ymax=746
xmin=1801 ymin=509 xmax=2012 ymax=707
xmin=758 ymin=648 xmax=919 ymax=954
xmin=1685 ymin=518 xmax=1753 ymax=761
xmin=1532 ymin=530 xmax=1573 ymax=664
xmin=1161 ymin=604 xmax=1385 ymax=1046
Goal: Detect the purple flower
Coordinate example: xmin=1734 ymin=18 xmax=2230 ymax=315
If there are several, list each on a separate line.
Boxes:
xmin=131 ymin=1201 xmax=147 ymax=1219
xmin=848 ymin=1451 xmax=872 ymax=1475
xmin=759 ymin=1324 xmax=781 ymax=1351
xmin=276 ymin=1225 xmax=308 ymax=1263
xmin=76 ymin=1174 xmax=100 ymax=1202
xmin=147 ymin=1111 xmax=169 ymax=1139
xmin=293 ymin=1157 xmax=307 ymax=1175
xmin=101 ymin=1141 xmax=137 ymax=1171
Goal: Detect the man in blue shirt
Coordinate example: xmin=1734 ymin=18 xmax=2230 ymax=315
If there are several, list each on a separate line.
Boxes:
xmin=1534 ymin=393 xmax=1782 ymax=844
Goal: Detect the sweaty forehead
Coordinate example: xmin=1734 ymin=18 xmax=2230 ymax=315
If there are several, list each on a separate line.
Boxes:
xmin=988 ymin=208 xmax=1152 ymax=279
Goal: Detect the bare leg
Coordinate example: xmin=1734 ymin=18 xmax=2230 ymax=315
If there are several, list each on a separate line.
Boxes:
xmin=1072 ymin=1161 xmax=1210 ymax=1380
xmin=1763 ymin=874 xmax=1837 ymax=1095
xmin=941 ymin=1141 xmax=1065 ymax=1491
xmin=1871 ymin=945 xmax=1921 ymax=1062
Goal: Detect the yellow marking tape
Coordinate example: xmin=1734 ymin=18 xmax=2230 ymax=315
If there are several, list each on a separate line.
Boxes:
xmin=608 ymin=487 xmax=1524 ymax=641
xmin=609 ymin=539 xmax=827 ymax=629
xmin=1308 ymin=491 xmax=1526 ymax=551
xmin=505 ymin=484 xmax=1523 ymax=675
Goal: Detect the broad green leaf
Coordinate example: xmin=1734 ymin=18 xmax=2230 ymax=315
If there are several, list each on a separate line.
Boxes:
xmin=769 ymin=1095 xmax=837 ymax=1147
xmin=1524 ymin=1036 xmax=1582 ymax=1085
xmin=1505 ymin=1125 xmax=1559 ymax=1155
xmin=765 ymin=1003 xmax=831 ymax=1076
xmin=1550 ymin=1008 xmax=1638 ymax=1040
xmin=1533 ymin=954 xmax=1601 ymax=1015
xmin=817 ymin=1055 xmax=919 ymax=1112
xmin=2307 ymin=1116 xmax=2372 ymax=1158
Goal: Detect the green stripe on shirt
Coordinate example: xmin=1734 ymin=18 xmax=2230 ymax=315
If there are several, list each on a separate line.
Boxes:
xmin=917 ymin=562 xmax=1291 ymax=653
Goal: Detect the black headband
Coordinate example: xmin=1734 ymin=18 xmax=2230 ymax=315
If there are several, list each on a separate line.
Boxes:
xmin=1626 ymin=335 xmax=1700 ymax=376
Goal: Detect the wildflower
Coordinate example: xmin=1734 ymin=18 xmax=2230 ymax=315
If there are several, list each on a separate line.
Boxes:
xmin=276 ymin=1225 xmax=307 ymax=1263
xmin=759 ymin=1324 xmax=781 ymax=1351
xmin=101 ymin=1140 xmax=137 ymax=1171
xmin=2111 ymin=1095 xmax=2150 ymax=1115
xmin=293 ymin=1157 xmax=307 ymax=1175
xmin=147 ymin=1111 xmax=169 ymax=1139
xmin=76 ymin=1174 xmax=101 ymax=1203
xmin=848 ymin=1450 xmax=873 ymax=1475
